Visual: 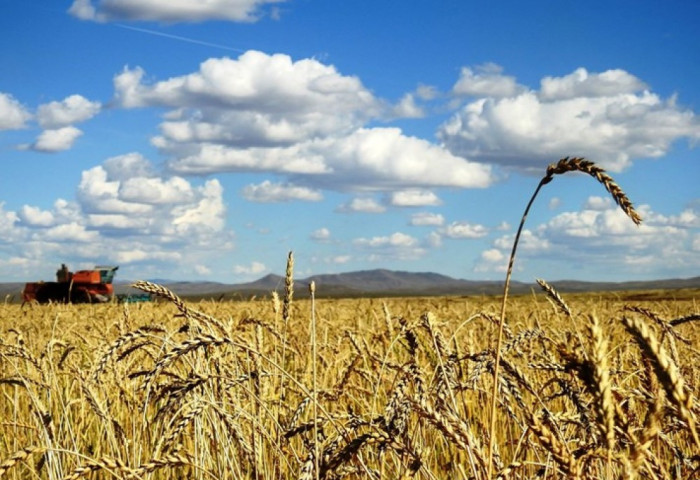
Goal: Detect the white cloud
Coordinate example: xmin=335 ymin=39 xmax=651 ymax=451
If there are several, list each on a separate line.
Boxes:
xmin=440 ymin=67 xmax=700 ymax=172
xmin=114 ymin=52 xmax=378 ymax=131
xmin=440 ymin=221 xmax=489 ymax=239
xmin=194 ymin=264 xmax=212 ymax=275
xmin=452 ymin=64 xmax=524 ymax=98
xmin=18 ymin=206 xmax=55 ymax=227
xmin=389 ymin=189 xmax=442 ymax=207
xmin=426 ymin=231 xmax=442 ymax=248
xmin=584 ymin=196 xmax=612 ymax=211
xmin=171 ymin=179 xmax=226 ymax=234
xmin=336 ymin=197 xmax=386 ymax=214
xmin=74 ymin=155 xmax=227 ymax=239
xmin=393 ymin=93 xmax=424 ymax=118
xmin=0 ymin=203 xmax=20 ymax=241
xmin=234 ymin=261 xmax=267 ymax=275
xmin=32 ymin=126 xmax=83 ymax=152
xmin=353 ymin=232 xmax=425 ymax=260
xmin=410 ymin=212 xmax=445 ymax=226
xmin=0 ymin=92 xmax=31 ymax=130
xmin=241 ymin=180 xmax=322 ymax=203
xmin=103 ymin=152 xmax=155 ymax=180
xmin=548 ymin=197 xmax=561 ymax=210
xmin=310 ymin=227 xmax=331 ymax=242
xmin=329 ymin=255 xmax=351 ymax=264
xmin=484 ymin=201 xmax=700 ymax=277
xmin=37 ymin=94 xmax=101 ymax=128
xmin=474 ymin=248 xmax=507 ymax=273
xmin=158 ymin=140 xmax=490 ymax=192
xmin=354 ymin=232 xmax=418 ymax=248
xmin=416 ymin=84 xmax=439 ymax=100
xmin=113 ymin=53 xmax=494 ymax=191
xmin=1 ymin=154 xmax=234 ymax=279
xmin=496 ymin=221 xmax=510 ymax=231
xmin=119 ymin=176 xmax=195 ymax=204
xmin=43 ymin=222 xmax=99 ymax=243
xmin=539 ymin=68 xmax=647 ymax=100
xmin=69 ymin=0 xmax=285 ymax=22
xmin=78 ymin=166 xmax=154 ymax=214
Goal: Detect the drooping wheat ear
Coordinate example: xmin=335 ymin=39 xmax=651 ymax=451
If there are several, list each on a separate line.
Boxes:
xmin=92 ymin=325 xmax=166 ymax=383
xmin=0 ymin=445 xmax=46 ymax=477
xmin=132 ymin=280 xmax=228 ymax=335
xmin=622 ymin=315 xmax=700 ymax=449
xmin=544 ymin=157 xmax=642 ymax=225
xmin=528 ymin=413 xmax=580 ymax=479
xmin=124 ymin=451 xmax=193 ymax=479
xmin=486 ymin=156 xmax=643 ymax=477
xmin=62 ymin=455 xmax=133 ymax=480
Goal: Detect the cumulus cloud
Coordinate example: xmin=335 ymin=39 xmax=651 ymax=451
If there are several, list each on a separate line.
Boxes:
xmin=452 ymin=63 xmax=524 ymax=98
xmin=114 ymin=52 xmax=378 ymax=128
xmin=389 ymin=189 xmax=442 ymax=207
xmin=474 ymin=248 xmax=507 ymax=273
xmin=241 ymin=180 xmax=322 ymax=203
xmin=37 ymin=95 xmax=101 ymax=128
xmin=479 ymin=200 xmax=700 ymax=277
xmin=392 ymin=93 xmax=424 ymax=118
xmin=540 ymin=68 xmax=647 ymax=100
xmin=74 ymin=153 xmax=227 ymax=238
xmin=353 ymin=232 xmax=425 ymax=260
xmin=409 ymin=212 xmax=445 ymax=226
xmin=234 ymin=261 xmax=267 ymax=275
xmin=440 ymin=66 xmax=700 ymax=172
xmin=440 ymin=221 xmax=489 ymax=239
xmin=0 ymin=92 xmax=31 ymax=130
xmin=32 ymin=126 xmax=84 ymax=152
xmin=310 ymin=227 xmax=331 ymax=242
xmin=18 ymin=206 xmax=55 ymax=227
xmin=69 ymin=0 xmax=285 ymax=22
xmin=1 ymin=154 xmax=234 ymax=280
xmin=336 ymin=197 xmax=386 ymax=214
xmin=112 ymin=53 xmax=493 ymax=191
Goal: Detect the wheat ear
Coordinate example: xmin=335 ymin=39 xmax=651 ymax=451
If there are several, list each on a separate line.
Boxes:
xmin=486 ymin=156 xmax=642 ymax=478
xmin=623 ymin=315 xmax=700 ymax=449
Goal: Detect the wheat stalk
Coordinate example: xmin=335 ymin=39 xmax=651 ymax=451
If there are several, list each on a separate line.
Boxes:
xmin=487 ymin=156 xmax=642 ymax=477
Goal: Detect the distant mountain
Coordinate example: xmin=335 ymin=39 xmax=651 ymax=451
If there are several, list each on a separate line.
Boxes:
xmin=3 ymin=271 xmax=699 ymax=302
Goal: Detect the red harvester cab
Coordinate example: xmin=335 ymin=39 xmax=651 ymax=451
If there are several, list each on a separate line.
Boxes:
xmin=23 ymin=264 xmax=119 ymax=304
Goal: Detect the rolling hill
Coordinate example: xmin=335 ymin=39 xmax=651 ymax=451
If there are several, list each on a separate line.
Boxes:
xmin=2 ymin=270 xmax=699 ymax=302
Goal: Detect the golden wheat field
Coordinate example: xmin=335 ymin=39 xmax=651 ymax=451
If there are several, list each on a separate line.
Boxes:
xmin=1 ymin=281 xmax=698 ymax=480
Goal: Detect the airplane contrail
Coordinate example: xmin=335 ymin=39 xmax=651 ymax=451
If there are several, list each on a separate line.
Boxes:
xmin=115 ymin=24 xmax=247 ymax=53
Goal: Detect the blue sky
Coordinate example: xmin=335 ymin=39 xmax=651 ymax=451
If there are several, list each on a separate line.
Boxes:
xmin=1 ymin=0 xmax=699 ymax=284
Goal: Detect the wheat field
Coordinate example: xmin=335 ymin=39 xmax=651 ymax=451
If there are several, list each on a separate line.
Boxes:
xmin=1 ymin=158 xmax=698 ymax=479
xmin=1 ymin=281 xmax=698 ymax=479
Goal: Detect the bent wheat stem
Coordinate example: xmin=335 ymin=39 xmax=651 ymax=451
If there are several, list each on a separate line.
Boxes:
xmin=486 ymin=156 xmax=642 ymax=478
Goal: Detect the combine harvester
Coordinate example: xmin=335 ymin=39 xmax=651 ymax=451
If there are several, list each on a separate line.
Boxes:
xmin=23 ymin=264 xmax=119 ymax=304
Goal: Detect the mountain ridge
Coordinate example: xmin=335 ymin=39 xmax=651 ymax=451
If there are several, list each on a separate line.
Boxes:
xmin=2 ymin=269 xmax=699 ymax=301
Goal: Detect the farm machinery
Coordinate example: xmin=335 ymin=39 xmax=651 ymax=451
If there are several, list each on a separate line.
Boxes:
xmin=23 ymin=264 xmax=119 ymax=304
